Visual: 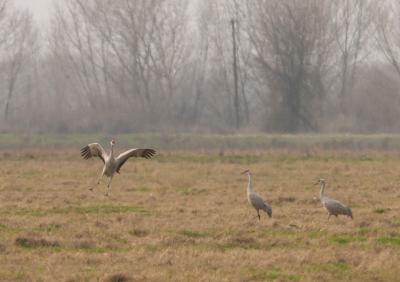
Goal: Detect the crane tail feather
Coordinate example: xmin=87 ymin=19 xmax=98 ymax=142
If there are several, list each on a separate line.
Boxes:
xmin=348 ymin=208 xmax=353 ymax=219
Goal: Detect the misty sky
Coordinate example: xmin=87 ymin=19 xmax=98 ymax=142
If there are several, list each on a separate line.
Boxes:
xmin=14 ymin=0 xmax=53 ymax=22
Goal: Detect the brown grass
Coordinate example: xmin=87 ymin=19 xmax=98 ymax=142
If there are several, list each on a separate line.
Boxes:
xmin=0 ymin=149 xmax=400 ymax=281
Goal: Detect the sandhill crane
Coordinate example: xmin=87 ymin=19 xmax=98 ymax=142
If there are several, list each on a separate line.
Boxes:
xmin=242 ymin=169 xmax=272 ymax=220
xmin=316 ymin=178 xmax=353 ymax=220
xmin=80 ymin=139 xmax=156 ymax=196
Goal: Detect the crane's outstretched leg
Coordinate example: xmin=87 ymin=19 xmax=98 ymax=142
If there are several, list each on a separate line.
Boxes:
xmin=257 ymin=210 xmax=261 ymax=220
xmin=90 ymin=171 xmax=104 ymax=191
xmin=105 ymin=176 xmax=113 ymax=196
xmin=327 ymin=214 xmax=331 ymax=220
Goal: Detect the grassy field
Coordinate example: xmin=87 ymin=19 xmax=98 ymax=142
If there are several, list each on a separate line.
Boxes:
xmin=1 ymin=147 xmax=400 ymax=281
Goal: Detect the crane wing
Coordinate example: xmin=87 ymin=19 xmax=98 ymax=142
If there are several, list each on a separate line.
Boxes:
xmin=80 ymin=143 xmax=106 ymax=164
xmin=323 ymin=198 xmax=350 ymax=214
xmin=249 ymin=193 xmax=272 ymax=217
xmin=249 ymin=193 xmax=266 ymax=209
xmin=116 ymin=148 xmax=156 ymax=173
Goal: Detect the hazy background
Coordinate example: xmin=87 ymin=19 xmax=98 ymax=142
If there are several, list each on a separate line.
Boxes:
xmin=14 ymin=0 xmax=52 ymax=22
xmin=1 ymin=0 xmax=400 ymax=134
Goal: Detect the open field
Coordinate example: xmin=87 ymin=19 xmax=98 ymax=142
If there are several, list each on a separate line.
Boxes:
xmin=1 ymin=146 xmax=400 ymax=281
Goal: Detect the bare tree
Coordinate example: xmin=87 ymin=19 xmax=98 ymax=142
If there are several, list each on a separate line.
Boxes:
xmin=189 ymin=0 xmax=211 ymax=125
xmin=374 ymin=1 xmax=400 ymax=78
xmin=245 ymin=0 xmax=336 ymax=132
xmin=0 ymin=2 xmax=38 ymax=121
xmin=333 ymin=0 xmax=373 ymax=114
xmin=1 ymin=0 xmax=395 ymax=134
xmin=196 ymin=0 xmax=251 ymax=131
xmin=0 ymin=0 xmax=8 ymax=43
xmin=50 ymin=1 xmax=108 ymax=111
xmin=48 ymin=0 xmax=193 ymax=132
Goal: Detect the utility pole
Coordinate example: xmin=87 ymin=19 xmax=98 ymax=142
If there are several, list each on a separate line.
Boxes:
xmin=231 ymin=18 xmax=240 ymax=130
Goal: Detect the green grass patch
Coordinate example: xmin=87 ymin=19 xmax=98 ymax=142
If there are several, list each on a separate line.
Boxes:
xmin=15 ymin=237 xmax=61 ymax=249
xmin=250 ymin=268 xmax=301 ymax=281
xmin=357 ymin=227 xmax=378 ymax=236
xmin=251 ymin=271 xmax=279 ymax=281
xmin=178 ymin=188 xmax=194 ymax=196
xmin=377 ymin=235 xmax=400 ymax=246
xmin=265 ymin=229 xmax=298 ymax=237
xmin=0 ymin=223 xmax=62 ymax=236
xmin=312 ymin=261 xmax=353 ymax=279
xmin=221 ymin=236 xmax=260 ymax=251
xmin=33 ymin=223 xmax=62 ymax=234
xmin=1 ymin=205 xmax=149 ymax=217
xmin=80 ymin=246 xmax=130 ymax=254
xmin=143 ymin=244 xmax=162 ymax=253
xmin=178 ymin=188 xmax=207 ymax=196
xmin=311 ymin=262 xmax=353 ymax=279
xmin=391 ymin=220 xmax=400 ymax=227
xmin=329 ymin=234 xmax=367 ymax=245
xmin=129 ymin=229 xmax=149 ymax=237
xmin=324 ymin=262 xmax=351 ymax=272
xmin=3 ymin=133 xmax=400 ymax=151
xmin=373 ymin=208 xmax=390 ymax=214
xmin=308 ymin=229 xmax=328 ymax=239
xmin=220 ymin=155 xmax=264 ymax=164
xmin=71 ymin=239 xmax=130 ymax=253
xmin=15 ymin=270 xmax=28 ymax=280
xmin=70 ymin=205 xmax=148 ymax=215
xmin=126 ymin=186 xmax=150 ymax=192
xmin=180 ymin=229 xmax=208 ymax=238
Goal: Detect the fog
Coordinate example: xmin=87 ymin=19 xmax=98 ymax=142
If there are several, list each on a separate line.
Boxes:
xmin=0 ymin=0 xmax=399 ymax=134
xmin=14 ymin=0 xmax=53 ymax=22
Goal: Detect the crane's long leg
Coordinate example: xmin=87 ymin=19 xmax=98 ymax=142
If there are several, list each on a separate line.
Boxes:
xmin=327 ymin=214 xmax=331 ymax=221
xmin=90 ymin=171 xmax=104 ymax=191
xmin=105 ymin=175 xmax=114 ymax=196
xmin=257 ymin=210 xmax=261 ymax=221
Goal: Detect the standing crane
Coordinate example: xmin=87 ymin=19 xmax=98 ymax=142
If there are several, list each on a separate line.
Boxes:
xmin=80 ymin=139 xmax=156 ymax=196
xmin=316 ymin=178 xmax=353 ymax=220
xmin=242 ymin=169 xmax=272 ymax=220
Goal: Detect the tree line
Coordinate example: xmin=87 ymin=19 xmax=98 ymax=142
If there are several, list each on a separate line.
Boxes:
xmin=1 ymin=0 xmax=400 ymax=133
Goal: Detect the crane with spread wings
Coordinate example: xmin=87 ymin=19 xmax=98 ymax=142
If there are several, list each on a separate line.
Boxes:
xmin=80 ymin=139 xmax=156 ymax=196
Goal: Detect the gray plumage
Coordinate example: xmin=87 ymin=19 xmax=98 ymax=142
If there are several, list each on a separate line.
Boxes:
xmin=242 ymin=170 xmax=272 ymax=220
xmin=317 ymin=179 xmax=353 ymax=220
xmin=80 ymin=139 xmax=156 ymax=196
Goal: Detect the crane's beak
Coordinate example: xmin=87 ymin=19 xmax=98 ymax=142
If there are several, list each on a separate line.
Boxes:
xmin=241 ymin=170 xmax=250 ymax=175
xmin=314 ymin=180 xmax=320 ymax=185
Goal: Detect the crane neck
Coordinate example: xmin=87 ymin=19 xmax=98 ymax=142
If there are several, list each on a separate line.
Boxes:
xmin=110 ymin=144 xmax=114 ymax=159
xmin=247 ymin=173 xmax=253 ymax=193
xmin=319 ymin=182 xmax=325 ymax=199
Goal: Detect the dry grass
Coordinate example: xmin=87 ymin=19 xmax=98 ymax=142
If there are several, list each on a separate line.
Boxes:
xmin=0 ymin=149 xmax=400 ymax=281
